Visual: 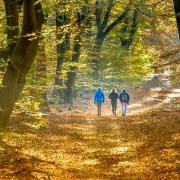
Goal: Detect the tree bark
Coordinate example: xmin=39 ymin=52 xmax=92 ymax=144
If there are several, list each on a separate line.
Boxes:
xmin=55 ymin=13 xmax=70 ymax=86
xmin=173 ymin=0 xmax=180 ymax=38
xmin=64 ymin=1 xmax=89 ymax=103
xmin=65 ymin=32 xmax=82 ymax=103
xmin=91 ymin=34 xmax=105 ymax=74
xmin=0 ymin=0 xmax=44 ymax=128
xmin=120 ymin=8 xmax=139 ymax=49
xmin=3 ymin=0 xmax=19 ymax=57
xmin=64 ymin=12 xmax=82 ymax=104
xmin=36 ymin=39 xmax=49 ymax=111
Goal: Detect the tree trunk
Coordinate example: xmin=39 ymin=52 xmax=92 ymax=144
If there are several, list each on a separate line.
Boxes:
xmin=65 ymin=32 xmax=82 ymax=104
xmin=1 ymin=0 xmax=20 ymax=74
xmin=64 ymin=1 xmax=89 ymax=103
xmin=173 ymin=0 xmax=180 ymax=37
xmin=36 ymin=39 xmax=49 ymax=111
xmin=0 ymin=50 xmax=9 ymax=74
xmin=64 ymin=11 xmax=83 ymax=104
xmin=3 ymin=0 xmax=19 ymax=57
xmin=55 ymin=13 xmax=70 ymax=86
xmin=0 ymin=0 xmax=44 ymax=128
xmin=91 ymin=34 xmax=105 ymax=78
xmin=54 ymin=13 xmax=71 ymax=100
xmin=120 ymin=8 xmax=139 ymax=49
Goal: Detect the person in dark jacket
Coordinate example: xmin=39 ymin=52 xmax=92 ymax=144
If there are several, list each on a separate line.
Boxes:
xmin=109 ymin=88 xmax=118 ymax=116
xmin=119 ymin=88 xmax=130 ymax=116
xmin=94 ymin=88 xmax=105 ymax=116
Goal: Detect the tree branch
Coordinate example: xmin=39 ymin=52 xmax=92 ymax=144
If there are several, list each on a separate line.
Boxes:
xmin=125 ymin=8 xmax=139 ymax=48
xmin=101 ymin=0 xmax=114 ymax=32
xmin=104 ymin=6 xmax=130 ymax=38
xmin=73 ymin=0 xmax=98 ymax=26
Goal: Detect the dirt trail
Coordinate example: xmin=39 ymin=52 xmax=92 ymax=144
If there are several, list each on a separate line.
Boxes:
xmin=70 ymin=87 xmax=180 ymax=116
xmin=0 ymin=110 xmax=179 ymax=179
xmin=128 ymin=88 xmax=180 ymax=114
xmin=0 ymin=88 xmax=180 ymax=179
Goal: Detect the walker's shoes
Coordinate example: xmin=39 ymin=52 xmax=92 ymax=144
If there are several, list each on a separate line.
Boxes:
xmin=113 ymin=111 xmax=116 ymax=116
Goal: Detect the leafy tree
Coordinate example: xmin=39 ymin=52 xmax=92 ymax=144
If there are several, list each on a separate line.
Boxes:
xmin=0 ymin=0 xmax=44 ymax=127
xmin=55 ymin=8 xmax=71 ymax=87
xmin=91 ymin=0 xmax=132 ymax=76
xmin=36 ymin=40 xmax=49 ymax=111
xmin=64 ymin=0 xmax=91 ymax=103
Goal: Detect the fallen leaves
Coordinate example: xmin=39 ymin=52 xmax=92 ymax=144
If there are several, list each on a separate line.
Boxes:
xmin=0 ymin=107 xmax=180 ymax=179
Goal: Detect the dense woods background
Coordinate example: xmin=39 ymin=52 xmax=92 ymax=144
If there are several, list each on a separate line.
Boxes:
xmin=0 ymin=1 xmax=180 ymax=179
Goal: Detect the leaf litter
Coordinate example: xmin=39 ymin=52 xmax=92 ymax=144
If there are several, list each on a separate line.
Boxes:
xmin=0 ymin=87 xmax=180 ymax=179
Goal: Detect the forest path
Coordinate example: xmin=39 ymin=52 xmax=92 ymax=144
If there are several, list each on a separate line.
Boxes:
xmin=0 ymin=110 xmax=180 ymax=179
xmin=127 ymin=88 xmax=180 ymax=115
xmin=70 ymin=87 xmax=180 ymax=116
xmin=0 ymin=88 xmax=180 ymax=179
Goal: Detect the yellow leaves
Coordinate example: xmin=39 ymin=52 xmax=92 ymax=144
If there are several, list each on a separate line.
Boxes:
xmin=173 ymin=133 xmax=180 ymax=141
xmin=110 ymin=147 xmax=129 ymax=155
xmin=1 ymin=100 xmax=180 ymax=179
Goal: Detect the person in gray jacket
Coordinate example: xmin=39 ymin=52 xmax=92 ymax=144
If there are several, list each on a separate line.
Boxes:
xmin=119 ymin=88 xmax=130 ymax=116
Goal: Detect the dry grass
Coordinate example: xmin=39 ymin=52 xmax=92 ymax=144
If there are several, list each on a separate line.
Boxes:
xmin=0 ymin=109 xmax=180 ymax=180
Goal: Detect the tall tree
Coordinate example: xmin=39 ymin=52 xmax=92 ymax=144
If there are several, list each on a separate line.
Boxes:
xmin=64 ymin=13 xmax=82 ymax=103
xmin=36 ymin=39 xmax=49 ymax=111
xmin=91 ymin=0 xmax=131 ymax=77
xmin=55 ymin=12 xmax=70 ymax=87
xmin=64 ymin=0 xmax=90 ymax=103
xmin=0 ymin=0 xmax=44 ymax=127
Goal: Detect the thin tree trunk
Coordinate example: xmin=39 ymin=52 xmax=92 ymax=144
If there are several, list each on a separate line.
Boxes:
xmin=36 ymin=39 xmax=49 ymax=111
xmin=1 ymin=0 xmax=20 ymax=73
xmin=120 ymin=8 xmax=139 ymax=49
xmin=3 ymin=0 xmax=19 ymax=57
xmin=65 ymin=12 xmax=82 ymax=104
xmin=91 ymin=35 xmax=105 ymax=77
xmin=65 ymin=34 xmax=82 ymax=103
xmin=55 ymin=13 xmax=70 ymax=86
xmin=173 ymin=0 xmax=180 ymax=38
xmin=0 ymin=1 xmax=44 ymax=128
xmin=64 ymin=0 xmax=89 ymax=103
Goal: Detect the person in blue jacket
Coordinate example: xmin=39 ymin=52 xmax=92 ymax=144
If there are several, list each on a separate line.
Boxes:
xmin=119 ymin=88 xmax=130 ymax=116
xmin=94 ymin=88 xmax=105 ymax=116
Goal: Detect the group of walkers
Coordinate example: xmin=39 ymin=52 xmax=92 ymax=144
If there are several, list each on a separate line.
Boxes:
xmin=94 ymin=88 xmax=130 ymax=116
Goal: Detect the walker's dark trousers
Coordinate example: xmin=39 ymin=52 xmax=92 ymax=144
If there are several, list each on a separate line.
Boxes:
xmin=111 ymin=102 xmax=117 ymax=115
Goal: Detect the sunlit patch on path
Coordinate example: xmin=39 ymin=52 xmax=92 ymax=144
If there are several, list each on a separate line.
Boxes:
xmin=128 ymin=88 xmax=180 ymax=115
